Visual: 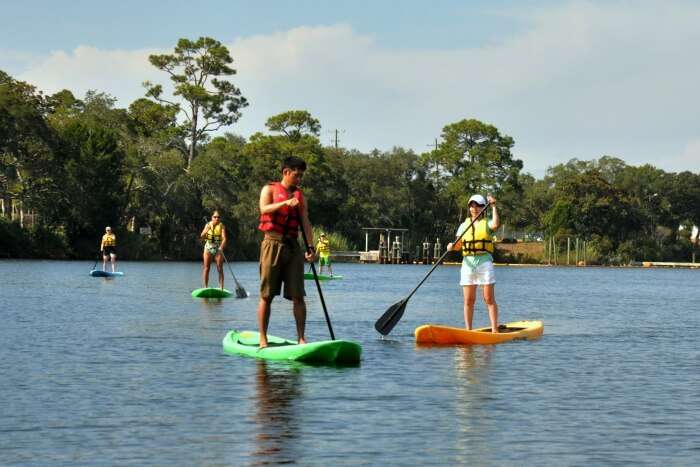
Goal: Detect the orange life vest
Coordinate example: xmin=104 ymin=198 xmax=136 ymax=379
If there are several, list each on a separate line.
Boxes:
xmin=258 ymin=182 xmax=304 ymax=238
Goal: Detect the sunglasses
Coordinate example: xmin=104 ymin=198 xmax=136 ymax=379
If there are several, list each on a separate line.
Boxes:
xmin=212 ymin=216 xmax=220 ymax=218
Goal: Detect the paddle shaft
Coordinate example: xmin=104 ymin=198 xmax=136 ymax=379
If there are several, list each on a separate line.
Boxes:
xmin=92 ymin=251 xmax=101 ymax=270
xmin=402 ymin=203 xmax=491 ymax=301
xmin=297 ymin=207 xmax=336 ymax=340
xmin=220 ymin=249 xmax=246 ymax=292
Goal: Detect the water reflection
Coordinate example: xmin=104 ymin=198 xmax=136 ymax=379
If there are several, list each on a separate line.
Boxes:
xmin=97 ymin=276 xmax=117 ymax=283
xmin=251 ymin=360 xmax=303 ymax=465
xmin=454 ymin=345 xmax=493 ymax=383
xmin=452 ymin=346 xmax=494 ymax=464
xmin=198 ymin=297 xmax=226 ymax=312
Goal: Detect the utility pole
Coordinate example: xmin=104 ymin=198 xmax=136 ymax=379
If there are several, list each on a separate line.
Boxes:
xmin=329 ymin=129 xmax=345 ymax=149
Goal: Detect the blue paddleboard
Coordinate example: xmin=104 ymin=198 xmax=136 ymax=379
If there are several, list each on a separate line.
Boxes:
xmin=90 ymin=270 xmax=125 ymax=277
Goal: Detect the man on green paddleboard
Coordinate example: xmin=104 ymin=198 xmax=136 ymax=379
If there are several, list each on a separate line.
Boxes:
xmin=257 ymin=156 xmax=316 ymax=348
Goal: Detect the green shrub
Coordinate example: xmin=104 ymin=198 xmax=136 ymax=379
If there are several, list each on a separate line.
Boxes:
xmin=310 ymin=227 xmax=356 ymax=251
xmin=0 ymin=218 xmax=26 ymax=258
xmin=28 ymin=224 xmax=70 ymax=258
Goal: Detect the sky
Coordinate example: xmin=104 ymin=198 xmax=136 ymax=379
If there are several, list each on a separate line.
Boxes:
xmin=2 ymin=0 xmax=699 ymax=176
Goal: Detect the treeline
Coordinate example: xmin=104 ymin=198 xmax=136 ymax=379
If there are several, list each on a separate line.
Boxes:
xmin=2 ymin=37 xmax=699 ymax=263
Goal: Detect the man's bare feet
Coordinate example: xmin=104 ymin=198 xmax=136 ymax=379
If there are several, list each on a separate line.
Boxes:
xmin=298 ymin=337 xmax=307 ymax=345
xmin=259 ymin=336 xmax=268 ymax=348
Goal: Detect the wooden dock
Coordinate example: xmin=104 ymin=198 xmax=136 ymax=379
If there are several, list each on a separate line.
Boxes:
xmin=332 ymin=250 xmax=361 ymax=262
xmin=641 ymin=261 xmax=700 ymax=269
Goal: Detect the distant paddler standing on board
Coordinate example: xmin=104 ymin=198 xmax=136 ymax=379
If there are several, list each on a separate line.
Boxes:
xmin=447 ymin=194 xmax=500 ymax=333
xmin=100 ymin=226 xmax=118 ymax=272
xmin=257 ymin=156 xmax=315 ymax=348
xmin=200 ymin=210 xmax=227 ymax=289
xmin=316 ymin=232 xmax=334 ymax=276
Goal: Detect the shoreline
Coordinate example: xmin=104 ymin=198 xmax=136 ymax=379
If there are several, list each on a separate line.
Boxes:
xmin=2 ymin=257 xmax=698 ymax=269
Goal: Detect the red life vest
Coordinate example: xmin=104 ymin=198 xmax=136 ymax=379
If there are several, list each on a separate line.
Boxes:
xmin=258 ymin=182 xmax=304 ymax=238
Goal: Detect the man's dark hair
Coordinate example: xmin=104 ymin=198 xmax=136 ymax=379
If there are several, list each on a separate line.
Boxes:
xmin=282 ymin=156 xmax=307 ymax=172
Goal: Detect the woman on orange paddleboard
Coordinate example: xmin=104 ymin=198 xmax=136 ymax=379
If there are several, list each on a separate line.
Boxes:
xmin=447 ymin=194 xmax=500 ymax=333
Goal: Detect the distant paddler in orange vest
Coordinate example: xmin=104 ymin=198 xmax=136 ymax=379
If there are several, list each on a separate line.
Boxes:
xmin=200 ymin=210 xmax=227 ymax=289
xmin=257 ymin=156 xmax=315 ymax=348
xmin=100 ymin=226 xmax=117 ymax=272
xmin=447 ymin=194 xmax=500 ymax=333
xmin=315 ymin=232 xmax=334 ymax=276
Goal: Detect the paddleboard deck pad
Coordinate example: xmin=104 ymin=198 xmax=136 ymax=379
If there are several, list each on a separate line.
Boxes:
xmin=89 ymin=270 xmax=124 ymax=277
xmin=415 ymin=320 xmax=543 ymax=345
xmin=222 ymin=330 xmax=361 ymax=364
xmin=304 ymin=273 xmax=343 ymax=281
xmin=191 ymin=287 xmax=232 ymax=298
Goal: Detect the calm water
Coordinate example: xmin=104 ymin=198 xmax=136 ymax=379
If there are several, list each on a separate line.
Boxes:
xmin=1 ymin=260 xmax=699 ymax=466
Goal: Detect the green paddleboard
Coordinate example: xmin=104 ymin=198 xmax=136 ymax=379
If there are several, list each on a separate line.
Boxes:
xmin=303 ymin=273 xmax=343 ymax=281
xmin=222 ymin=330 xmax=361 ymax=365
xmin=191 ymin=287 xmax=232 ymax=298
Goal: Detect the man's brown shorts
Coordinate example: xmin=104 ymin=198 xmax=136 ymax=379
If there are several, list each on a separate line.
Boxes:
xmin=259 ymin=235 xmax=305 ymax=300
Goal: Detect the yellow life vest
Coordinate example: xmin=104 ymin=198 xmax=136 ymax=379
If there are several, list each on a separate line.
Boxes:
xmin=206 ymin=222 xmax=223 ymax=244
xmin=316 ymin=238 xmax=330 ymax=255
xmin=102 ymin=233 xmax=116 ymax=247
xmin=461 ymin=218 xmax=494 ymax=256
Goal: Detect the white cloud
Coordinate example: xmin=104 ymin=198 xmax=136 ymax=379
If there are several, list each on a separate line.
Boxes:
xmin=14 ymin=45 xmax=164 ymax=103
xmin=3 ymin=1 xmax=700 ymax=176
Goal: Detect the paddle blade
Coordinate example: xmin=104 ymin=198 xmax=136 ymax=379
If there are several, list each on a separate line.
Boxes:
xmin=374 ymin=299 xmax=408 ymax=335
xmin=235 ymin=285 xmax=249 ymax=299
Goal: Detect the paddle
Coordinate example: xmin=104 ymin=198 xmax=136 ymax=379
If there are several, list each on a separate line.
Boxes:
xmin=297 ymin=207 xmax=336 ymax=340
xmin=91 ymin=251 xmax=101 ymax=272
xmin=220 ymin=250 xmax=249 ymax=298
xmin=374 ymin=202 xmax=490 ymax=335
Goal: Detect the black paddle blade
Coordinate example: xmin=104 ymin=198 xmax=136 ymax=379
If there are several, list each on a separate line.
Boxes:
xmin=234 ymin=285 xmax=248 ymax=299
xmin=374 ymin=299 xmax=408 ymax=335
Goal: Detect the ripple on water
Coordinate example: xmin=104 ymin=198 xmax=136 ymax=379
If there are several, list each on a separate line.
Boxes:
xmin=1 ymin=261 xmax=699 ymax=465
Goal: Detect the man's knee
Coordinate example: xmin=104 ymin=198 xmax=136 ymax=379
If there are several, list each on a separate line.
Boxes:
xmin=259 ymin=296 xmax=273 ymax=305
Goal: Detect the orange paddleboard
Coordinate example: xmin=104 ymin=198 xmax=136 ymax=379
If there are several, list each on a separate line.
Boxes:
xmin=415 ymin=320 xmax=543 ymax=345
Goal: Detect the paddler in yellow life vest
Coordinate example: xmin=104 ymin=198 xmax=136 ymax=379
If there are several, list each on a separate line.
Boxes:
xmin=200 ymin=210 xmax=227 ymax=289
xmin=315 ymin=232 xmax=333 ymax=276
xmin=100 ymin=226 xmax=117 ymax=272
xmin=447 ymin=194 xmax=500 ymax=333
